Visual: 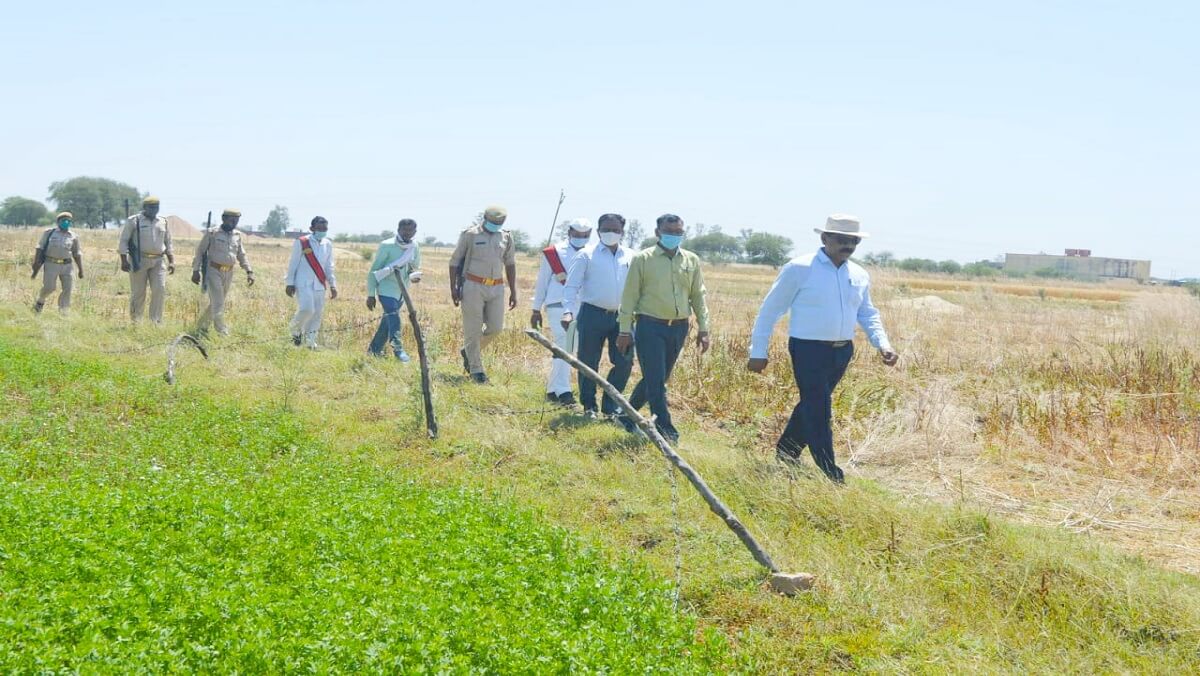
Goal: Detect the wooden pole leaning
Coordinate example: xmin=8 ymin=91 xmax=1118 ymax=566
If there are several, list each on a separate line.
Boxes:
xmin=396 ymin=271 xmax=438 ymax=439
xmin=522 ymin=328 xmax=814 ymax=595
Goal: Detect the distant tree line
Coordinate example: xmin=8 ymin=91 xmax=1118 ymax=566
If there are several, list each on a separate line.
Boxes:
xmin=1 ymin=176 xmax=143 ymax=228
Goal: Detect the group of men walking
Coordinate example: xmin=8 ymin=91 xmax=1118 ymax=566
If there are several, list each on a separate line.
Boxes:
xmin=30 ymin=200 xmax=899 ymax=483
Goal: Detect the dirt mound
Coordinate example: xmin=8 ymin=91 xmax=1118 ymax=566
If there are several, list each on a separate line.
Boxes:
xmin=890 ymin=295 xmax=964 ymax=314
xmin=164 ymin=215 xmax=202 ymax=239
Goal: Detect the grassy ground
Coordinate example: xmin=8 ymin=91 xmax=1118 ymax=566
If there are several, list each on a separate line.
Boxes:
xmin=2 ymin=228 xmax=1199 ymax=671
xmin=0 ymin=339 xmax=724 ymax=672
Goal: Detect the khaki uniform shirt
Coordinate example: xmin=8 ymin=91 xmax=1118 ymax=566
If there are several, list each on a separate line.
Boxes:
xmin=119 ymin=214 xmax=173 ymax=256
xmin=192 ymin=227 xmax=252 ymax=272
xmin=618 ymin=245 xmax=710 ymax=333
xmin=39 ymin=228 xmax=81 ymax=261
xmin=449 ymin=225 xmax=516 ymax=281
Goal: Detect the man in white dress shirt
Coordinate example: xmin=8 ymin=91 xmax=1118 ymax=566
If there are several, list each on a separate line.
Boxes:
xmin=561 ymin=213 xmax=636 ymax=418
xmin=747 ymin=215 xmax=899 ymax=482
xmin=531 ymin=218 xmax=592 ymax=406
xmin=285 ymin=216 xmax=338 ymax=348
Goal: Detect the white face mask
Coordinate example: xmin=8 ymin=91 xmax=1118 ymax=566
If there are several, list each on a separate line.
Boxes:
xmin=599 ymin=231 xmax=622 ymax=246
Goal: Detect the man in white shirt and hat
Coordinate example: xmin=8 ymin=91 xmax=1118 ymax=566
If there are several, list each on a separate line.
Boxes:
xmin=746 ymin=214 xmax=899 ymax=483
xmin=285 ymin=216 xmax=338 ymax=348
xmin=530 ymin=217 xmax=593 ymax=406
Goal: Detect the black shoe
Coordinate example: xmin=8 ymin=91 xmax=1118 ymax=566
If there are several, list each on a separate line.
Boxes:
xmin=546 ymin=393 xmax=559 ymax=404
xmin=292 ymin=334 xmax=302 ymax=346
xmin=557 ymin=392 xmax=577 ymax=407
xmin=460 ymin=348 xmax=470 ymax=374
xmin=470 ymin=372 xmax=490 ymax=384
xmin=775 ymin=449 xmax=802 ymax=466
xmin=618 ymin=415 xmax=639 ymax=435
xmin=33 ymin=301 xmax=44 ymax=314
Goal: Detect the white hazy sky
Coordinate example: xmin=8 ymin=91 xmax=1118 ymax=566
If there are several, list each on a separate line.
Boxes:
xmin=3 ymin=1 xmax=1197 ymax=276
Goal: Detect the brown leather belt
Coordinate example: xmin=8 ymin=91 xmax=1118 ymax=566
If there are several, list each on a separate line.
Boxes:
xmin=142 ymin=252 xmax=164 ymax=258
xmin=636 ymin=314 xmax=688 ymax=327
xmin=210 ymin=262 xmax=234 ymax=272
xmin=46 ymin=256 xmax=71 ymax=264
xmin=465 ymin=273 xmax=504 ymax=286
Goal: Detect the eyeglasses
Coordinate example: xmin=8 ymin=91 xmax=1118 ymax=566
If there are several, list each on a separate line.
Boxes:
xmin=829 ymin=234 xmax=861 ymax=245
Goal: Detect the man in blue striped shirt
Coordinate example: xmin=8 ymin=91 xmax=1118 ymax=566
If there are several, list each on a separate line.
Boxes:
xmin=747 ymin=215 xmax=899 ymax=483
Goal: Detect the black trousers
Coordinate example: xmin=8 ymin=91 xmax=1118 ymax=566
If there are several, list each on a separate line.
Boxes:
xmin=629 ymin=319 xmax=689 ymax=440
xmin=576 ymin=303 xmax=634 ymax=414
xmin=777 ymin=338 xmax=854 ymax=482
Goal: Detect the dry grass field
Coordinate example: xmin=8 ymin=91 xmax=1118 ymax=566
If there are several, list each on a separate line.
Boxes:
xmin=3 ymin=226 xmax=1199 ymax=670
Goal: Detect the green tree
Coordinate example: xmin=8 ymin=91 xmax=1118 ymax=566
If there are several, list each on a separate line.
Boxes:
xmin=938 ymin=260 xmax=963 ymax=275
xmin=743 ymin=232 xmax=793 ymax=267
xmin=46 ymin=177 xmax=141 ymax=228
xmin=0 ymin=196 xmax=49 ymax=226
xmin=962 ymin=261 xmax=999 ymax=277
xmin=511 ymin=228 xmax=533 ymax=253
xmin=624 ymin=219 xmax=644 ymax=248
xmin=688 ymin=231 xmax=743 ymax=263
xmin=262 ymin=205 xmax=290 ymax=237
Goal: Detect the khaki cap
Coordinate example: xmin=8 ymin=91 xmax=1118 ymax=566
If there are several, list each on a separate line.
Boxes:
xmin=484 ymin=205 xmax=507 ymax=222
xmin=222 ymin=208 xmax=241 ymax=217
xmin=142 ymin=196 xmax=160 ymax=205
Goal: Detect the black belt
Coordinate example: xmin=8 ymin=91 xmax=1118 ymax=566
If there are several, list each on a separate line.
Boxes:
xmin=583 ymin=302 xmax=618 ymax=315
xmin=794 ymin=338 xmax=851 ymax=347
xmin=46 ymin=256 xmax=71 ymax=264
xmin=636 ymin=314 xmax=688 ymax=327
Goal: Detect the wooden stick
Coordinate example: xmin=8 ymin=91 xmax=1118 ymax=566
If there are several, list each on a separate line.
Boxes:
xmin=397 ymin=272 xmax=438 ymax=439
xmin=164 ymin=333 xmax=208 ymax=385
xmin=523 ymin=328 xmax=781 ymax=574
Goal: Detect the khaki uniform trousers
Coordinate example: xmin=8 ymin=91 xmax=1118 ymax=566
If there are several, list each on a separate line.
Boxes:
xmin=461 ymin=279 xmax=506 ymax=374
xmin=198 ymin=267 xmax=235 ymax=335
xmin=37 ymin=261 xmax=74 ymax=311
xmin=129 ymin=257 xmax=167 ymax=323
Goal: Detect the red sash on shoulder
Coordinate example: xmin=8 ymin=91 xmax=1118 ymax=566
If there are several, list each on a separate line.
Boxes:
xmin=299 ymin=236 xmax=328 ymax=288
xmin=542 ymin=245 xmax=567 ymax=284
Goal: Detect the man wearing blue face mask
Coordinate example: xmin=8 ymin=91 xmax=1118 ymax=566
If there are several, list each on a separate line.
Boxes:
xmin=449 ymin=205 xmax=518 ymax=384
xmin=285 ymin=216 xmax=338 ymax=348
xmin=616 ymin=213 xmax=710 ymax=443
xmin=530 ymin=217 xmax=592 ymax=405
xmin=31 ymin=211 xmax=84 ymax=313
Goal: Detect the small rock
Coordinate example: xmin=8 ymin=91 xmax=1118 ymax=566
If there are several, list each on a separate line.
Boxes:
xmin=769 ymin=572 xmax=815 ymax=596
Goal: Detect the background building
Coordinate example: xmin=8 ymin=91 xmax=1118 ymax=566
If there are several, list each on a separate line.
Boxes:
xmin=1004 ymin=250 xmax=1151 ymax=282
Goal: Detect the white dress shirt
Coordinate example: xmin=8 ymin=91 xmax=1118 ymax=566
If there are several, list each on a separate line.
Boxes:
xmin=748 ymin=248 xmax=891 ymax=359
xmin=286 ymin=236 xmax=337 ymax=291
xmin=562 ymin=242 xmax=635 ymax=316
xmin=531 ymin=241 xmax=585 ymax=309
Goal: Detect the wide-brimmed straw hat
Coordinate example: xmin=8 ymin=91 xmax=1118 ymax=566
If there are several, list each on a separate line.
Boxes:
xmin=813 ymin=214 xmax=868 ymax=238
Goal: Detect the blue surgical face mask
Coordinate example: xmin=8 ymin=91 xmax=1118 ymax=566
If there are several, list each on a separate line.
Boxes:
xmin=569 ymin=236 xmax=589 ymax=249
xmin=483 ymin=220 xmax=503 ymax=233
xmin=311 ymin=231 xmax=327 ymax=241
xmin=58 ymin=220 xmax=71 ymax=230
xmin=658 ymin=233 xmax=684 ymax=250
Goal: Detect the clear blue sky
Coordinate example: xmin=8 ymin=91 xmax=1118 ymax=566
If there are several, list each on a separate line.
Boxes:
xmin=3 ymin=1 xmax=1197 ymax=276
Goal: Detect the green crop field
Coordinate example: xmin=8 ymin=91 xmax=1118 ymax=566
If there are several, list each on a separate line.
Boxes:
xmin=0 ymin=340 xmax=725 ymax=672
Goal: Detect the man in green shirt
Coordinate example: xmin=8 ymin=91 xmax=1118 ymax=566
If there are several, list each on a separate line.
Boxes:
xmin=616 ymin=213 xmax=710 ymax=442
xmin=366 ymin=218 xmax=422 ymax=361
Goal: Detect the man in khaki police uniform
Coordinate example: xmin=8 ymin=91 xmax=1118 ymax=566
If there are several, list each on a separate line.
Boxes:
xmin=31 ymin=212 xmax=84 ymax=313
xmin=119 ymin=195 xmax=175 ymax=323
xmin=191 ymin=208 xmax=255 ymax=336
xmin=448 ymin=205 xmax=517 ymax=384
